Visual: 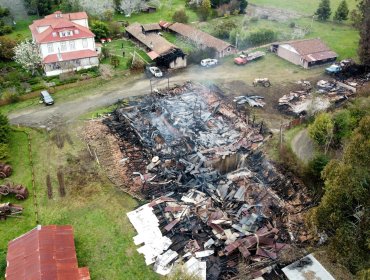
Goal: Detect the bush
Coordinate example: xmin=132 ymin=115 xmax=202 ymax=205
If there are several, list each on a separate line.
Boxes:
xmin=31 ymin=84 xmax=45 ymax=92
xmin=108 ymin=22 xmax=122 ymax=38
xmin=0 ymin=37 xmax=17 ymax=60
xmin=102 ymin=47 xmax=111 ymax=59
xmin=0 ymin=143 xmax=9 ymax=161
xmin=308 ymin=113 xmax=334 ymax=147
xmin=172 ymin=9 xmax=189 ymax=23
xmin=0 ymin=113 xmax=10 ymax=144
xmin=248 ymin=29 xmax=277 ymax=45
xmin=91 ymin=21 xmax=110 ymax=40
xmin=110 ymin=55 xmax=120 ymax=68
xmin=289 ymin=22 xmax=296 ymax=28
xmin=213 ymin=20 xmax=237 ymax=39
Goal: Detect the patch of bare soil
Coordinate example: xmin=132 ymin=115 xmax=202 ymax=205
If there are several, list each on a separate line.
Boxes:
xmin=247 ymin=3 xmax=302 ymax=21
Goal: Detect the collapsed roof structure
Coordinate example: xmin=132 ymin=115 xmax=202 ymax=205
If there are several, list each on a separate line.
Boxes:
xmin=104 ymin=82 xmax=313 ymax=279
xmin=126 ymin=23 xmax=186 ymax=69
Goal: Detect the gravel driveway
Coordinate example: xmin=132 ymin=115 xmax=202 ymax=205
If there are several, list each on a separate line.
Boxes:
xmin=8 ymin=60 xmax=324 ymax=127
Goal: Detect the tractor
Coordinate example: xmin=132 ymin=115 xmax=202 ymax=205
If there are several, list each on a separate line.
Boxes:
xmin=253 ymin=78 xmax=271 ymax=87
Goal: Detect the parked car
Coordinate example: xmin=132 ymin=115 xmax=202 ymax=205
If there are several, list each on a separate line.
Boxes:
xmin=201 ymin=58 xmax=218 ymax=67
xmin=40 ymin=90 xmax=54 ymax=105
xmin=325 ymin=64 xmax=342 ymax=74
xmin=149 ymin=66 xmax=163 ymax=77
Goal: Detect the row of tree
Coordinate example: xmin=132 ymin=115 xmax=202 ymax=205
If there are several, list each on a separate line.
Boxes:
xmin=306 ymin=101 xmax=370 ymax=275
xmin=315 ymin=0 xmax=349 ymax=21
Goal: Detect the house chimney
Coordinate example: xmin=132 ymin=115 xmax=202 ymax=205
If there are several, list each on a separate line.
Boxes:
xmin=55 ymin=11 xmax=62 ymax=18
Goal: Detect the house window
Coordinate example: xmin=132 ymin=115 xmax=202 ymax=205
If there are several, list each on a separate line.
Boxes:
xmin=227 ymin=47 xmax=231 ymax=52
xmin=82 ymin=38 xmax=88 ymax=48
xmin=69 ymin=40 xmax=76 ymax=50
xmin=47 ymin=43 xmax=54 ymax=53
xmin=59 ymin=31 xmax=73 ymax=37
xmin=60 ymin=42 xmax=67 ymax=51
xmin=74 ymin=30 xmax=79 ymax=35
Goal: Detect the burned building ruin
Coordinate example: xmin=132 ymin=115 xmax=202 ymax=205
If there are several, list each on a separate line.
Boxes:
xmin=104 ymin=82 xmax=313 ymax=279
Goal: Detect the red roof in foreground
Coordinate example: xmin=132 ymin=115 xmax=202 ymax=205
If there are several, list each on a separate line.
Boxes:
xmin=6 ymin=225 xmax=90 ymax=280
xmin=43 ymin=49 xmax=98 ymax=64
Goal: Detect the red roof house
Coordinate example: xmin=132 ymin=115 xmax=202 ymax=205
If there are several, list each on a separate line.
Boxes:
xmin=29 ymin=11 xmax=99 ymax=76
xmin=5 ymin=225 xmax=90 ymax=280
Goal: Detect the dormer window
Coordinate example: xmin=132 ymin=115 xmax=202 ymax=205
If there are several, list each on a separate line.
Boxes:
xmin=74 ymin=30 xmax=79 ymax=35
xmin=59 ymin=30 xmax=73 ymax=37
xmin=52 ymin=32 xmax=57 ymax=37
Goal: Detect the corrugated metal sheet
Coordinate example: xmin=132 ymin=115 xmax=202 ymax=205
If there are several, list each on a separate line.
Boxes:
xmin=6 ymin=225 xmax=90 ymax=280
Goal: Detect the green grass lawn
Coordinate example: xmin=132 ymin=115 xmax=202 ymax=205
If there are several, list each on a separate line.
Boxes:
xmin=5 ymin=16 xmax=37 ymax=40
xmin=114 ymin=0 xmax=198 ymax=24
xmin=102 ymin=39 xmax=152 ymax=70
xmin=249 ymin=0 xmax=358 ymax=16
xmin=0 ymin=125 xmax=159 ymax=280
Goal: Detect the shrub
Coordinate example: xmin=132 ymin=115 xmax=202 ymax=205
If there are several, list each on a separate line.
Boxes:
xmin=213 ymin=20 xmax=237 ymax=39
xmin=0 ymin=37 xmax=17 ymax=60
xmin=91 ymin=21 xmax=110 ymax=40
xmin=308 ymin=112 xmax=334 ymax=147
xmin=110 ymin=55 xmax=120 ymax=68
xmin=0 ymin=113 xmax=10 ymax=144
xmin=0 ymin=143 xmax=9 ymax=161
xmin=172 ymin=9 xmax=189 ymax=23
xmin=289 ymin=22 xmax=296 ymax=28
xmin=108 ymin=22 xmax=122 ymax=38
xmin=102 ymin=47 xmax=111 ymax=59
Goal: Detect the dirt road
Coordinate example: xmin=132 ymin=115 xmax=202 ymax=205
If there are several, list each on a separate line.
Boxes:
xmin=8 ymin=58 xmax=324 ymax=127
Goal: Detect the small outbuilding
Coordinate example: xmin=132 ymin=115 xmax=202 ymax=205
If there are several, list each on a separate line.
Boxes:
xmin=282 ymin=254 xmax=335 ymax=280
xmin=168 ymin=22 xmax=237 ymax=58
xmin=271 ymin=38 xmax=338 ymax=69
xmin=5 ymin=225 xmax=90 ymax=280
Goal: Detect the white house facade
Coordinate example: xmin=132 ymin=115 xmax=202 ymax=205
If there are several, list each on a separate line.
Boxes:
xmin=29 ymin=11 xmax=99 ymax=76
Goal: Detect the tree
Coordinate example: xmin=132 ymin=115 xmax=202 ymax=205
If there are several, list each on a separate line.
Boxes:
xmin=334 ymin=0 xmax=349 ymax=21
xmin=239 ymin=0 xmax=248 ymax=14
xmin=13 ymin=40 xmax=42 ymax=75
xmin=23 ymin=0 xmax=53 ymax=16
xmin=198 ymin=0 xmax=211 ymax=21
xmin=308 ymin=116 xmax=370 ymax=273
xmin=315 ymin=0 xmax=331 ymax=21
xmin=308 ymin=113 xmax=334 ymax=148
xmin=91 ymin=21 xmax=110 ymax=40
xmin=213 ymin=20 xmax=236 ymax=39
xmin=119 ymin=0 xmax=142 ymax=17
xmin=0 ymin=37 xmax=17 ymax=60
xmin=349 ymin=9 xmax=362 ymax=28
xmin=358 ymin=0 xmax=370 ymax=66
xmin=172 ymin=9 xmax=189 ymax=23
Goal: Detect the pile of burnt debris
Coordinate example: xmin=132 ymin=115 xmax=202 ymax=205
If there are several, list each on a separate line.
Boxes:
xmin=278 ymin=73 xmax=369 ymax=116
xmin=104 ymin=82 xmax=313 ymax=279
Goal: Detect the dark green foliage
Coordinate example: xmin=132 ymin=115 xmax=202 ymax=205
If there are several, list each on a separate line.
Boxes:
xmin=187 ymin=47 xmax=217 ymax=64
xmin=0 ymin=37 xmax=17 ymax=60
xmin=0 ymin=6 xmax=13 ymax=36
xmin=358 ymin=0 xmax=370 ymax=66
xmin=24 ymin=0 xmax=53 ymax=16
xmin=0 ymin=113 xmax=10 ymax=144
xmin=334 ymin=0 xmax=349 ymax=21
xmin=91 ymin=21 xmax=110 ymax=40
xmin=308 ymin=115 xmax=370 ymax=274
xmin=239 ymin=0 xmax=248 ymax=14
xmin=307 ymin=154 xmax=330 ymax=179
xmin=172 ymin=9 xmax=189 ymax=23
xmin=213 ymin=21 xmax=237 ymax=39
xmin=332 ymin=109 xmax=356 ymax=145
xmin=0 ymin=6 xmax=10 ymax=17
xmin=247 ymin=29 xmax=277 ymax=46
xmin=0 ymin=143 xmax=9 ymax=161
xmin=59 ymin=0 xmax=81 ymax=12
xmin=101 ymin=47 xmax=111 ymax=59
xmin=315 ymin=0 xmax=332 ymax=21
xmin=197 ymin=0 xmax=211 ymax=21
